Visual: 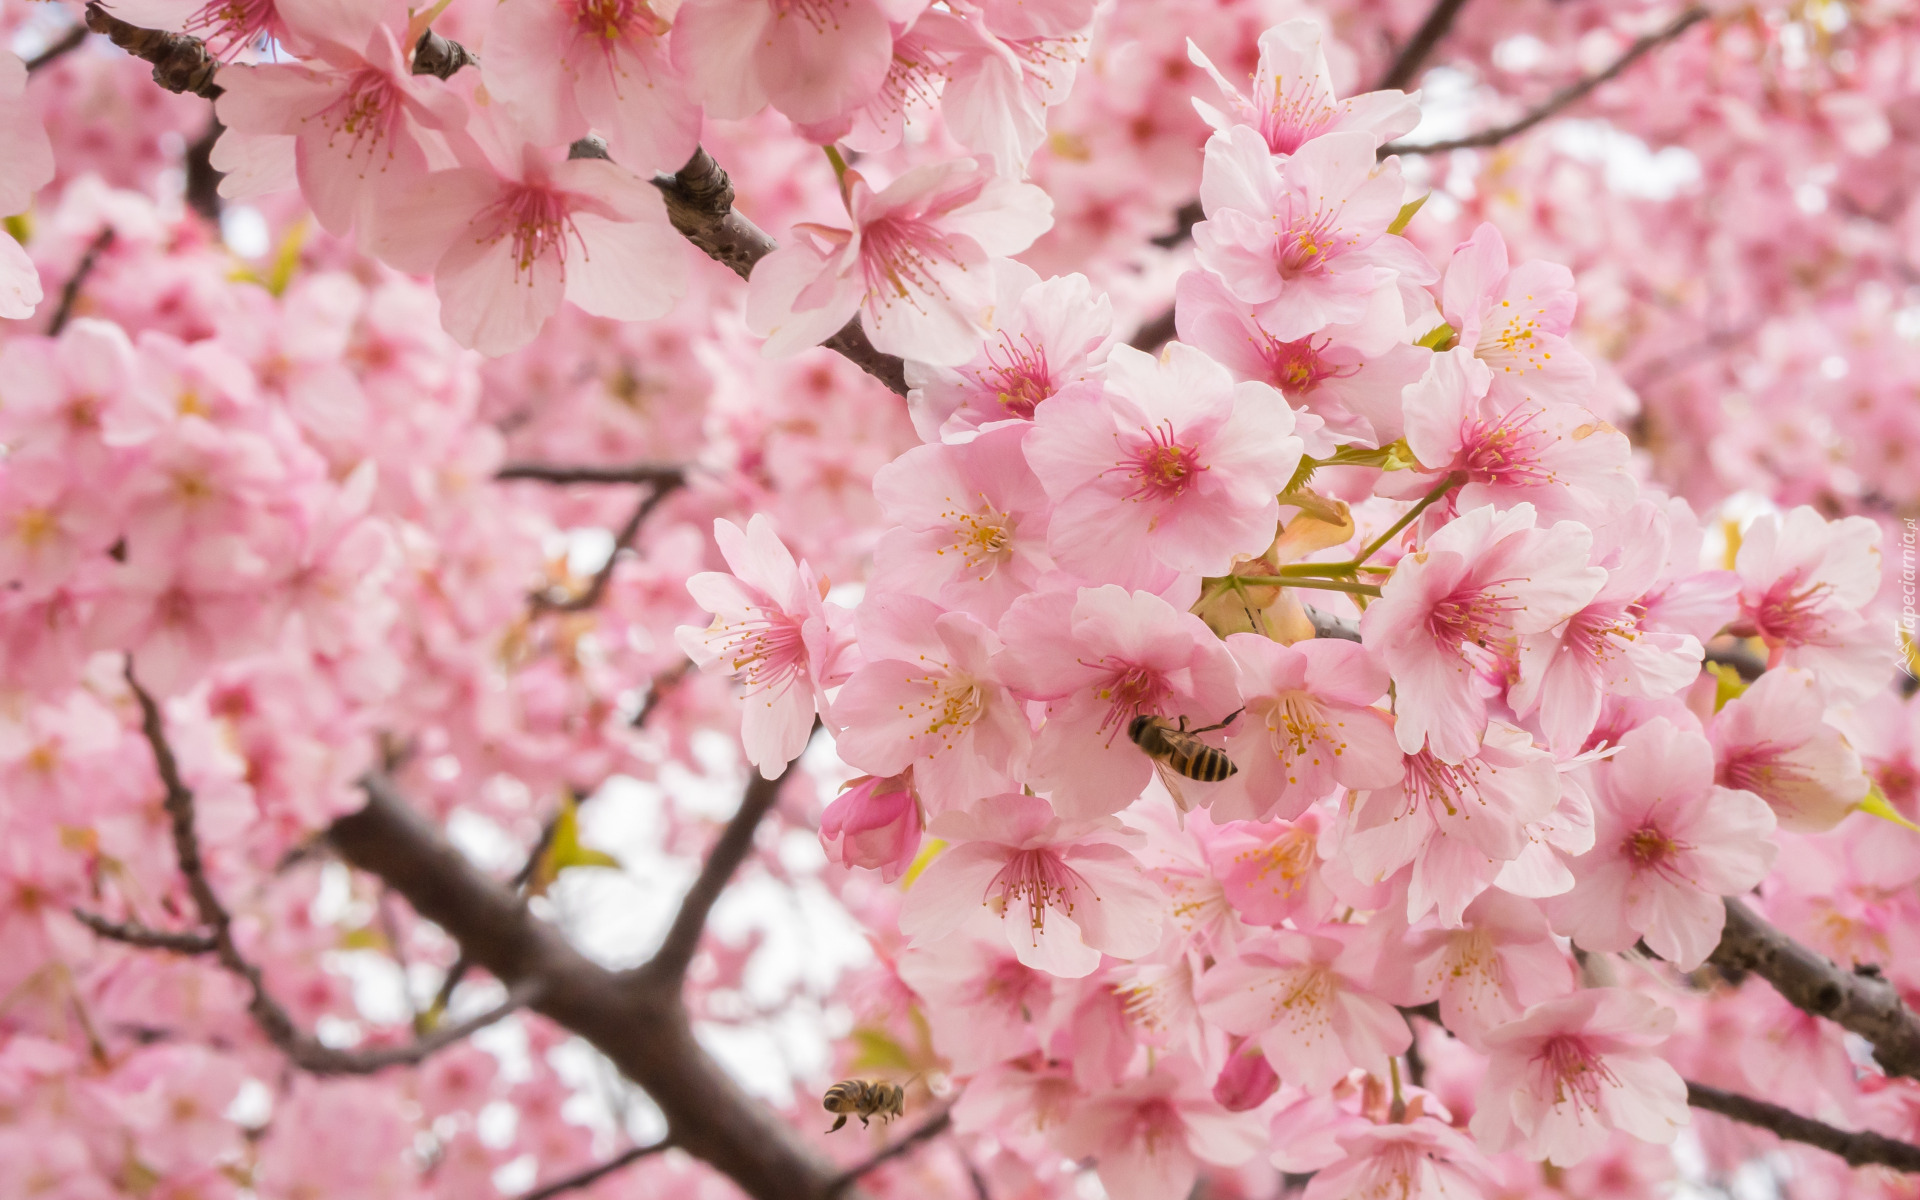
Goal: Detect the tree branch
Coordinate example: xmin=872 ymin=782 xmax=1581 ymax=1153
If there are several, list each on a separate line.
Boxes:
xmin=412 ymin=28 xmax=476 ymax=79
xmin=499 ymin=462 xmax=689 ymax=487
xmin=330 ymin=774 xmax=845 ymax=1200
xmin=1374 ymin=0 xmax=1473 ymax=91
xmin=515 ymin=1141 xmax=675 ymax=1200
xmin=826 ymin=1108 xmax=955 ymax=1198
xmin=71 ymin=908 xmax=216 ymax=954
xmin=1709 ymin=897 xmax=1920 ymax=1081
xmin=47 ymin=227 xmax=114 ymax=337
xmin=82 ymin=1 xmax=221 ymax=98
xmin=1302 ymin=604 xmax=1362 ymax=643
xmin=1378 ymin=6 xmax=1709 ymax=157
xmin=637 ymin=748 xmax=807 ymax=987
xmin=25 ymin=23 xmax=89 ymax=73
xmin=532 ymin=474 xmax=685 ymax=613
xmin=1687 ymin=1081 xmax=1920 ymax=1172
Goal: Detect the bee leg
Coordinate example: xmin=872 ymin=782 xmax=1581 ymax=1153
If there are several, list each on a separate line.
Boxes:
xmin=1191 ymin=707 xmax=1246 ymax=735
xmin=829 ymin=1115 xmax=847 ymax=1133
xmin=860 ymin=1115 xmax=872 ymax=1128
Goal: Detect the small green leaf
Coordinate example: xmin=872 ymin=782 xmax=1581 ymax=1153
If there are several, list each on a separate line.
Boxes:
xmin=1859 ymin=784 xmax=1920 ymax=833
xmin=846 ymin=1027 xmax=916 ymax=1075
xmin=1703 ymin=661 xmax=1749 ymax=712
xmin=528 ymin=792 xmax=622 ymax=895
xmin=1387 ymin=193 xmax=1429 ymax=235
xmin=900 ymin=838 xmax=946 ymax=889
xmin=1415 ymin=322 xmax=1456 ymax=351
xmin=3 ymin=213 xmax=31 ymax=246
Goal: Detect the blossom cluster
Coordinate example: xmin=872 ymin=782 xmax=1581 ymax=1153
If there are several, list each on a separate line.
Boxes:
xmin=681 ymin=21 xmax=1905 ymax=1199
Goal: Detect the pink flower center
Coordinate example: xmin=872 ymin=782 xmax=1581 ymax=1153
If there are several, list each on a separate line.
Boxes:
xmin=1123 ymin=1097 xmax=1185 ymax=1156
xmin=971 ymin=332 xmax=1054 ymax=419
xmin=1622 ymin=822 xmax=1684 ymax=870
xmin=860 ymin=216 xmax=963 ymax=313
xmin=317 ymin=68 xmax=407 ymax=164
xmin=712 ymin=609 xmax=809 ymax=695
xmin=1460 ymin=405 xmax=1558 ymax=487
xmin=1746 ymin=575 xmax=1837 ymax=646
xmin=1535 ymin=1035 xmax=1619 ymax=1113
xmin=479 ymin=185 xmax=585 ymax=281
xmin=1562 ymin=602 xmax=1637 ymax=665
xmin=978 ymin=955 xmax=1048 ymax=1020
xmin=1484 ymin=300 xmax=1553 ymax=369
xmin=1232 ymin=824 xmax=1317 ymax=898
xmin=1118 ymin=421 xmax=1205 ymax=501
xmin=771 ymin=0 xmax=850 ymax=33
xmin=183 ymin=0 xmax=282 ymax=58
xmin=1258 ymin=332 xmax=1347 ymax=395
xmin=1427 ymin=587 xmax=1517 ymax=651
xmin=1403 ymin=751 xmax=1494 ymax=819
xmin=1087 ymin=661 xmax=1170 ymax=739
xmin=1259 ymin=76 xmax=1336 ymax=155
xmin=1716 ymin=746 xmax=1801 ymax=797
xmin=1273 ymin=206 xmax=1350 ymax=278
xmin=573 ymin=0 xmax=668 ymax=43
xmin=989 ymin=848 xmax=1087 ymax=933
xmin=938 ymin=501 xmax=1015 ymax=578
xmin=1259 ymin=691 xmax=1327 ymax=760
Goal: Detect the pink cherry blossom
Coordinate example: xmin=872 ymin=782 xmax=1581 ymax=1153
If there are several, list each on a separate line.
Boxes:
xmin=898 ymin=924 xmax=1056 ymax=1072
xmin=677 ymin=515 xmax=851 ymax=778
xmin=1212 ymin=633 xmax=1402 ymax=823
xmin=370 ymin=123 xmax=686 ymax=355
xmin=1188 ymin=20 xmax=1420 ymax=156
xmin=213 ymin=7 xmax=467 ymax=243
xmin=819 ymin=771 xmax=923 ymax=881
xmin=998 ymin=585 xmax=1241 ymax=818
xmin=1375 ymin=890 xmax=1575 ymax=1048
xmin=1050 ymin=1059 xmax=1265 ymax=1200
xmin=1469 ymin=988 xmax=1689 ymax=1166
xmin=1547 ymin=717 xmax=1777 ymax=969
xmin=0 ymin=51 xmax=54 ymax=318
xmin=1194 ymin=926 xmax=1410 ymax=1093
xmin=1362 ymin=503 xmax=1607 ymax=763
xmin=1510 ymin=501 xmax=1707 ymax=753
xmin=482 ymin=0 xmax=700 ymax=173
xmin=1193 ymin=125 xmax=1433 ymax=341
xmin=670 ymin=0 xmax=915 ymax=125
xmin=1304 ymin=1116 xmax=1495 ymax=1200
xmin=1710 ymin=668 xmax=1870 ymax=833
xmin=1399 ymin=347 xmax=1634 ymax=525
xmin=905 ymin=263 xmax=1112 ymax=441
xmin=899 ymin=792 xmax=1165 ymax=976
xmin=746 ymin=157 xmax=1053 ymax=366
xmin=1344 ymin=720 xmax=1563 ymax=925
xmin=1440 ymin=223 xmax=1597 ymax=407
xmin=1731 ymin=506 xmax=1884 ymax=703
xmin=1208 ymin=810 xmax=1338 ymax=929
xmin=1023 ymin=341 xmax=1303 ymax=586
xmin=869 ymin=423 xmax=1054 ymax=623
xmin=830 ymin=593 xmax=1030 ymax=813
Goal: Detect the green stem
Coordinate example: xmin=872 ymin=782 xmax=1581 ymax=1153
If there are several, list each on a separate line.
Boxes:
xmin=1354 ymin=471 xmax=1465 ymax=566
xmin=1233 ymin=577 xmax=1382 ymax=597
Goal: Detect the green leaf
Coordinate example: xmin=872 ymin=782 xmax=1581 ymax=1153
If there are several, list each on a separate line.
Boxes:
xmin=1387 ymin=193 xmax=1429 ymax=235
xmin=1859 ymin=783 xmax=1920 ymax=833
xmin=899 ymin=838 xmax=946 ymax=889
xmin=3 ymin=213 xmax=31 ymax=246
xmin=528 ymin=793 xmax=622 ymax=896
xmin=1703 ymin=661 xmax=1749 ymax=712
xmin=846 ymin=1027 xmax=916 ymax=1076
xmin=1415 ymin=322 xmax=1456 ymax=351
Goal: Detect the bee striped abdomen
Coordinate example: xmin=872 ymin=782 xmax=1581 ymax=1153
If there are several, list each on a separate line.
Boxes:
xmin=1128 ymin=715 xmax=1240 ymax=782
xmin=1169 ymin=739 xmax=1238 ymax=781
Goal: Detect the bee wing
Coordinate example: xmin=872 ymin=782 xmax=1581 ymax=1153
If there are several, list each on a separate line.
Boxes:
xmin=1153 ymin=760 xmax=1193 ymax=827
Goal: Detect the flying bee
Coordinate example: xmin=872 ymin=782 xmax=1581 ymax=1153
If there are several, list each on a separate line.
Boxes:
xmin=1129 ymin=710 xmax=1242 ymax=814
xmin=823 ymin=1079 xmax=906 ymax=1132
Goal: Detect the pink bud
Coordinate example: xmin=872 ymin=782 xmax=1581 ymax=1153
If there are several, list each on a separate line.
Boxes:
xmin=819 ymin=773 xmax=922 ymax=882
xmin=1212 ymin=1041 xmax=1279 ymax=1112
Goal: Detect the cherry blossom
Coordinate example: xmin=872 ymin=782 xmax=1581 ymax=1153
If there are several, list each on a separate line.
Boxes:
xmin=1731 ymin=506 xmax=1884 ymax=703
xmin=1050 ymin=1059 xmax=1265 ymax=1200
xmin=0 ymin=51 xmax=54 ymax=317
xmin=1709 ymin=668 xmax=1870 ymax=834
xmin=1188 ymin=20 xmax=1421 ymax=156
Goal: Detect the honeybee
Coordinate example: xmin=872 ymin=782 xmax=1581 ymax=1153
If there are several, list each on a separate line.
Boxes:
xmin=1129 ymin=711 xmax=1242 ymax=813
xmin=823 ymin=1079 xmax=906 ymax=1132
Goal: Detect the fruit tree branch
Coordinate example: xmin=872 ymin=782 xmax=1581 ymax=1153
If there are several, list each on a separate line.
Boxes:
xmin=82 ymin=1 xmax=221 ymax=98
xmin=1687 ymin=1082 xmax=1920 ymax=1172
xmin=1374 ymin=0 xmax=1473 ymax=91
xmin=1709 ymin=896 xmax=1920 ymax=1081
xmin=514 ymin=1140 xmax=675 ymax=1200
xmin=25 ymin=23 xmax=90 ymax=73
xmin=826 ymin=1108 xmax=956 ymax=1198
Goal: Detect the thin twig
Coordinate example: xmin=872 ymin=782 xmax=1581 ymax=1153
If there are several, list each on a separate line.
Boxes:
xmin=1708 ymin=897 xmax=1920 ymax=1081
xmin=1379 ymin=6 xmax=1710 ymax=157
xmin=513 ymin=1141 xmax=674 ymax=1200
xmin=1687 ymin=1081 xmax=1920 ymax=1172
xmin=83 ymin=1 xmax=221 ymax=98
xmin=25 ymin=23 xmax=89 ymax=73
xmin=826 ymin=1108 xmax=955 ymax=1198
xmin=71 ymin=909 xmax=216 ymax=955
xmin=533 ymin=475 xmax=685 ymax=613
xmin=636 ymin=733 xmax=812 ymax=986
xmin=427 ymin=812 xmax=564 ymax=1022
xmin=47 ymin=228 xmax=114 ymax=336
xmin=1374 ymin=0 xmax=1474 ymax=91
xmin=633 ymin=661 xmax=694 ymax=728
xmin=499 ymin=462 xmax=688 ymax=487
xmin=128 ymin=664 xmax=541 ymax=1074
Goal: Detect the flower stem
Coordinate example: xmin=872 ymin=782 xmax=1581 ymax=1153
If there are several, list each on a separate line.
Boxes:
xmin=1353 ymin=471 xmax=1465 ymax=566
xmin=1233 ymin=577 xmax=1382 ymax=597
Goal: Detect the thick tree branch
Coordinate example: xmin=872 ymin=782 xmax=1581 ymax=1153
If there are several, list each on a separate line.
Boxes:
xmin=25 ymin=24 xmax=90 ymax=73
xmin=47 ymin=228 xmax=114 ymax=337
xmin=1709 ymin=897 xmax=1920 ymax=1081
xmin=1687 ymin=1082 xmax=1920 ymax=1172
xmin=184 ymin=116 xmax=224 ymax=223
xmin=515 ymin=1140 xmax=675 ymax=1200
xmin=638 ymin=752 xmax=805 ymax=987
xmin=412 ymin=28 xmax=476 ymax=79
xmin=1378 ymin=6 xmax=1710 ymax=157
xmin=1374 ymin=0 xmax=1473 ymax=91
xmin=72 ymin=908 xmax=216 ymax=954
xmin=331 ymin=775 xmax=846 ymax=1200
xmin=83 ymin=1 xmax=221 ymax=98
xmin=826 ymin=1108 xmax=955 ymax=1198
xmin=532 ymin=474 xmax=685 ymax=613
